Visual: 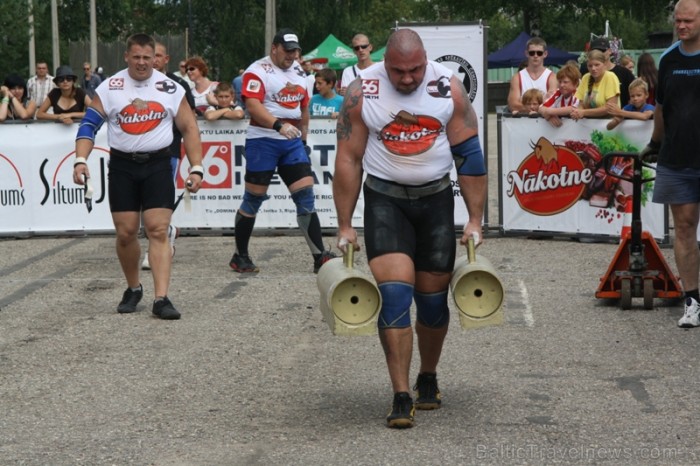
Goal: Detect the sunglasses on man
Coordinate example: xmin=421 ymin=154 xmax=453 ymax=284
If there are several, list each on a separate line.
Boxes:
xmin=528 ymin=50 xmax=545 ymax=57
xmin=353 ymin=44 xmax=370 ymax=52
xmin=55 ymin=76 xmax=74 ymax=83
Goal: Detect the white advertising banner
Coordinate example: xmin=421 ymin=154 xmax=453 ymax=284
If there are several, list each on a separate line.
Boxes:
xmin=500 ymin=116 xmax=666 ymax=240
xmin=0 ymin=119 xmax=473 ymax=235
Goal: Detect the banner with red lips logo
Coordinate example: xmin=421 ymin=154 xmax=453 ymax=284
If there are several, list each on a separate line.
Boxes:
xmin=117 ymin=99 xmax=168 ymax=135
xmin=380 ymin=111 xmax=443 ymax=156
xmin=273 ymin=83 xmax=305 ymax=109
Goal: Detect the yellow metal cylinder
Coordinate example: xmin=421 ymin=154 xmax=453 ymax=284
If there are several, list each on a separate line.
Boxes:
xmin=317 ymin=248 xmax=381 ymax=336
xmin=450 ymin=238 xmax=505 ymax=329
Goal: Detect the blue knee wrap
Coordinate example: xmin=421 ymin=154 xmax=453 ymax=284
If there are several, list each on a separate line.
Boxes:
xmin=378 ymin=282 xmax=414 ymax=329
xmin=240 ymin=190 xmax=269 ymax=216
xmin=415 ymin=290 xmax=450 ymax=328
xmin=290 ymin=186 xmax=315 ymax=215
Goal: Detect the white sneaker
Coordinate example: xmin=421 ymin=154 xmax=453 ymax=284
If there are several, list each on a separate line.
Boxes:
xmin=168 ymin=225 xmax=179 ymax=257
xmin=141 ymin=252 xmax=151 ymax=270
xmin=678 ymin=297 xmax=700 ymax=328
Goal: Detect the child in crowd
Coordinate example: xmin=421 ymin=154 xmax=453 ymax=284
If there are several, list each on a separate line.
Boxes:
xmin=538 ymin=63 xmax=581 ymax=127
xmin=204 ymin=82 xmax=244 ymax=121
xmin=606 ymin=78 xmax=654 ymax=130
xmin=518 ymin=88 xmax=544 ymax=116
xmin=620 ymin=55 xmax=635 ymax=76
xmin=570 ymin=50 xmax=620 ymax=121
xmin=309 ymin=68 xmax=343 ymax=118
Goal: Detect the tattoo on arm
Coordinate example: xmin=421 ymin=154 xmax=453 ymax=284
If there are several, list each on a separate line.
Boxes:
xmin=337 ymin=79 xmax=363 ymax=141
xmin=453 ymin=79 xmax=478 ymax=130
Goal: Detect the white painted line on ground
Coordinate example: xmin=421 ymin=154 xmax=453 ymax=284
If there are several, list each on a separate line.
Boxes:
xmin=519 ymin=279 xmax=535 ymax=327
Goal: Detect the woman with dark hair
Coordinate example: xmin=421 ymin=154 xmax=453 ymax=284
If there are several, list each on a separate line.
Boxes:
xmin=185 ymin=56 xmax=218 ymax=115
xmin=636 ymin=52 xmax=658 ymax=105
xmin=0 ymin=74 xmax=36 ymax=121
xmin=36 ymin=65 xmax=91 ymax=124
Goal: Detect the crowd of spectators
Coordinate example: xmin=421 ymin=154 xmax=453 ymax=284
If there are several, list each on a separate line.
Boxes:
xmin=1 ymin=33 xmax=658 ymax=126
xmin=506 ymin=36 xmax=658 ymax=130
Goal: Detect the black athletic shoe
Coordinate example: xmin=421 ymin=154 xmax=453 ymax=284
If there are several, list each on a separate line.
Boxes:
xmin=413 ymin=372 xmax=441 ymax=410
xmin=152 ymin=297 xmax=181 ymax=320
xmin=313 ymin=250 xmax=337 ymax=273
xmin=229 ymin=253 xmax=259 ymax=273
xmin=117 ymin=285 xmax=143 ymax=314
xmin=386 ymin=392 xmax=415 ymax=428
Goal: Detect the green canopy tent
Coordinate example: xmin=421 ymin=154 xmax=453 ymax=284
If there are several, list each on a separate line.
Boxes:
xmin=302 ymin=34 xmax=357 ymax=70
xmin=370 ymin=46 xmax=385 ymax=62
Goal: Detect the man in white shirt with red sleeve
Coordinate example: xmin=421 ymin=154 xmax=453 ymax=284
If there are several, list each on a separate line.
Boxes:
xmin=72 ymin=33 xmax=204 ymax=320
xmin=229 ymin=28 xmax=335 ymax=274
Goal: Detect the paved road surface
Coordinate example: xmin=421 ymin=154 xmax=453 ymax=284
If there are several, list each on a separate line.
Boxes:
xmin=1 ymin=115 xmax=698 ymax=465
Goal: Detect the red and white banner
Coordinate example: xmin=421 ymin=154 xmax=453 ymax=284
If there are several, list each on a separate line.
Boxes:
xmin=500 ymin=116 xmax=666 ymax=240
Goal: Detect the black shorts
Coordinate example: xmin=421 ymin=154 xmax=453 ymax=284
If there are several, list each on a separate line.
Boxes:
xmin=363 ymin=182 xmax=456 ymax=273
xmin=108 ymin=155 xmax=175 ymax=212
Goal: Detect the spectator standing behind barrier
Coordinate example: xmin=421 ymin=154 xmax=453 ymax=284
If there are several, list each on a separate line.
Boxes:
xmin=301 ymin=58 xmax=317 ymax=96
xmin=309 ymin=68 xmax=343 ymax=118
xmin=232 ymin=68 xmax=245 ymax=110
xmin=587 ymin=37 xmax=635 ymax=107
xmin=339 ymin=33 xmax=374 ymax=96
xmin=26 ymin=61 xmax=55 ymax=117
xmin=515 ymin=88 xmax=543 ymax=116
xmin=228 ymin=28 xmax=336 ymax=274
xmin=0 ymin=74 xmax=36 ymax=121
xmin=204 ymin=82 xmax=245 ymax=121
xmin=640 ymin=0 xmax=700 ymax=328
xmin=606 ymin=78 xmax=654 ymax=130
xmin=95 ymin=66 xmax=107 ymax=82
xmin=185 ymin=56 xmax=218 ymax=115
xmin=72 ymin=33 xmax=204 ymax=320
xmin=333 ymin=29 xmax=487 ymax=428
xmin=538 ymin=63 xmax=581 ymax=127
xmin=570 ymin=50 xmax=620 ymax=120
xmin=81 ymin=62 xmax=102 ymax=99
xmin=139 ymin=41 xmax=198 ymax=271
xmin=636 ymin=52 xmax=659 ymax=105
xmin=507 ymin=37 xmax=558 ymax=113
xmin=620 ymin=55 xmax=636 ymax=75
xmin=174 ymin=60 xmax=195 ymax=89
xmin=36 ymin=66 xmax=91 ymax=124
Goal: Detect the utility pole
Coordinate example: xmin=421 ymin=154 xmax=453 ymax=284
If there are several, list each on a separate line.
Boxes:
xmin=90 ymin=0 xmax=97 ymax=69
xmin=28 ymin=0 xmax=36 ymax=75
xmin=51 ymin=0 xmax=59 ymax=72
xmin=265 ymin=0 xmax=276 ymax=53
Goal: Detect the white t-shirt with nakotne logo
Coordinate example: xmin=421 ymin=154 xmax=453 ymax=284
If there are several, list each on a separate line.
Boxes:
xmin=360 ymin=61 xmax=455 ymax=185
xmin=241 ymin=56 xmax=310 ymax=140
xmin=96 ymin=68 xmax=184 ymax=153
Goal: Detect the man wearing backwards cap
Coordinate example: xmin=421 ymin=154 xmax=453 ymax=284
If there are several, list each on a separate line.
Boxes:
xmin=229 ymin=28 xmax=336 ymax=274
xmin=586 ymin=36 xmax=635 ymax=106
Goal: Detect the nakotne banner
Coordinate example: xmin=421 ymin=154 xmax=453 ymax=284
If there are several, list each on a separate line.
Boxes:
xmin=500 ymin=116 xmax=666 ymax=240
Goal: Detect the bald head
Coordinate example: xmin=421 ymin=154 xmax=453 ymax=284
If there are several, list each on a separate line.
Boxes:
xmin=386 ymin=29 xmax=425 ymax=56
xmin=675 ymin=0 xmax=700 ymax=47
xmin=384 ymin=29 xmax=428 ymax=94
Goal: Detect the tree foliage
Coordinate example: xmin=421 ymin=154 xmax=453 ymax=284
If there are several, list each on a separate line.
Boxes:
xmin=0 ymin=0 xmax=676 ymax=83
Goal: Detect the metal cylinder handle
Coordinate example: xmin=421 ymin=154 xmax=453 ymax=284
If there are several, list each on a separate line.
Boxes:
xmin=466 ymin=232 xmax=479 ymax=264
xmin=343 ymin=246 xmax=354 ymax=269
